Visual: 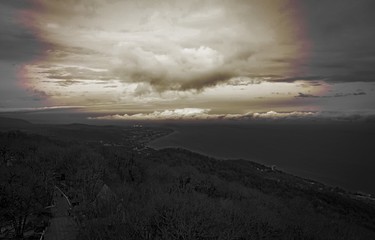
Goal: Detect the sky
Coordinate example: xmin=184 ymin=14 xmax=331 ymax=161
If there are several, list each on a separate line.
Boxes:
xmin=1 ymin=0 xmax=375 ymax=122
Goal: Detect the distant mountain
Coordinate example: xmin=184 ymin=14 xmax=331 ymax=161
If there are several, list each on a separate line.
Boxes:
xmin=0 ymin=116 xmax=32 ymax=130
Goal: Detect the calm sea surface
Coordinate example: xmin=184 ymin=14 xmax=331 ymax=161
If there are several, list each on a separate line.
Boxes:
xmin=149 ymin=123 xmax=375 ymax=195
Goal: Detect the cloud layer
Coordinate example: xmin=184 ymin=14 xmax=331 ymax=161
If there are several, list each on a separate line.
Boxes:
xmin=89 ymin=108 xmax=375 ymax=122
xmin=26 ymin=0 xmax=306 ymax=92
xmin=1 ymin=0 xmax=374 ymax=116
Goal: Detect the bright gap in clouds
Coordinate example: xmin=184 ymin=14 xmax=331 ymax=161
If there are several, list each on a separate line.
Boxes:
xmin=20 ymin=0 xmax=321 ymax=118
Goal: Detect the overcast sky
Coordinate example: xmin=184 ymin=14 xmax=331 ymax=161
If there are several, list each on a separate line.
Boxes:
xmin=1 ymin=0 xmax=375 ymax=121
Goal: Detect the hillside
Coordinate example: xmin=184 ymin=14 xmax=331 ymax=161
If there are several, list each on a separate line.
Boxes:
xmin=0 ymin=116 xmax=32 ymax=130
xmin=0 ymin=122 xmax=375 ymax=239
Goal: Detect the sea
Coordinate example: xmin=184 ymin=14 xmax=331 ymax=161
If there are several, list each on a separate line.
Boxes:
xmin=149 ymin=122 xmax=375 ymax=195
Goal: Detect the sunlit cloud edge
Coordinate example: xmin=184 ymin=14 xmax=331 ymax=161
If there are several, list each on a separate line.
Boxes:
xmin=88 ymin=108 xmax=375 ymax=122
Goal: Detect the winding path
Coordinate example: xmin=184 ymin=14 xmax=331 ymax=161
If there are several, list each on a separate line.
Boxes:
xmin=44 ymin=187 xmax=78 ymax=240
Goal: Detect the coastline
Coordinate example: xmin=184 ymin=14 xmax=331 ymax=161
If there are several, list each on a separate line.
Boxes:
xmin=147 ymin=125 xmax=375 ymax=197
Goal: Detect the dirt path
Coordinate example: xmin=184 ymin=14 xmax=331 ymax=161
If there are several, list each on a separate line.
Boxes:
xmin=44 ymin=189 xmax=78 ymax=240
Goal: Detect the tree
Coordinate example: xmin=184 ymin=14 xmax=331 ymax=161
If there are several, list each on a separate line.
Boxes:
xmin=0 ymin=165 xmax=50 ymax=238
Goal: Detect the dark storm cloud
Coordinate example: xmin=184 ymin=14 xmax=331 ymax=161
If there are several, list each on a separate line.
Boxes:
xmin=0 ymin=0 xmax=33 ymax=9
xmin=0 ymin=1 xmax=47 ymax=109
xmin=295 ymin=91 xmax=367 ymax=98
xmin=296 ymin=93 xmax=319 ymax=98
xmin=180 ymin=72 xmax=236 ymax=91
xmin=0 ymin=1 xmax=42 ymax=62
xmin=302 ymin=0 xmax=375 ymax=83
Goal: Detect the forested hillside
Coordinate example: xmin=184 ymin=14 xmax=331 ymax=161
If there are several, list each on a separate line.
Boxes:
xmin=1 ymin=129 xmax=375 ymax=239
